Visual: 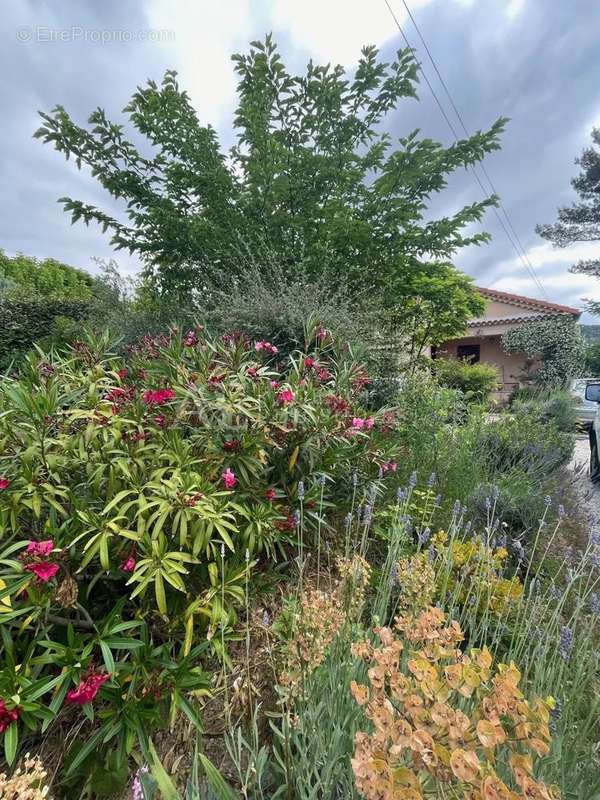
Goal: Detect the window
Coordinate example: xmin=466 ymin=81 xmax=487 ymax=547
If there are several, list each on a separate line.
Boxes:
xmin=457 ymin=344 xmax=480 ymax=364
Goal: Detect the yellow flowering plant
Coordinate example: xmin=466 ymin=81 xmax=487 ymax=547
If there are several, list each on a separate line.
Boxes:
xmin=350 ymin=606 xmax=558 ymax=800
xmin=432 ymin=531 xmax=523 ymax=618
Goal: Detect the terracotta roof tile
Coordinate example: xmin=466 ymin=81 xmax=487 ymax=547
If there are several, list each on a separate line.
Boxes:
xmin=475 ymin=287 xmax=580 ymax=316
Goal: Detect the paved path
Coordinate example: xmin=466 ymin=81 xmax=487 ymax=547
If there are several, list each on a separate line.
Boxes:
xmin=569 ymin=435 xmax=600 ymax=526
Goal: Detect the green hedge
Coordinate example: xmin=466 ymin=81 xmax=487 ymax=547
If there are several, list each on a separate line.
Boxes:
xmin=0 ymin=297 xmax=91 ymax=371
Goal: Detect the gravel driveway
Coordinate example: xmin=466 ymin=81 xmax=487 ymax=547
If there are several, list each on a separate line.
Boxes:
xmin=569 ymin=435 xmax=600 ymax=526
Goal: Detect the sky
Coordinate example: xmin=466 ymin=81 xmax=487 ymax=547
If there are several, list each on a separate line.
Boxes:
xmin=2 ymin=0 xmax=600 ymax=319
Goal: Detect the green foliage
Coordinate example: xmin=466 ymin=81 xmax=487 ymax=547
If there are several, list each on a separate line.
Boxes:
xmin=502 ymin=315 xmax=585 ymax=388
xmin=584 ymin=340 xmax=600 ymax=375
xmin=0 ymin=297 xmax=92 ymax=372
xmin=537 ymin=127 xmax=600 ymax=315
xmin=35 ymin=37 xmax=504 ymax=346
xmin=0 ymin=322 xmax=407 ymax=785
xmin=432 ymin=357 xmax=500 ymax=403
xmin=511 ymin=388 xmax=577 ymax=433
xmin=0 ymin=250 xmax=95 ymax=300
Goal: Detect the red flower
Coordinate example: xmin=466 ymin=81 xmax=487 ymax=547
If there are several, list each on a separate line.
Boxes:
xmin=143 ymin=388 xmax=176 ymax=406
xmin=277 ymin=388 xmax=295 ymax=405
xmin=117 ymin=368 xmax=129 ymax=380
xmin=25 ymin=562 xmax=59 ymax=583
xmin=121 ymin=555 xmax=136 ymax=573
xmin=325 ymin=395 xmax=349 ymax=415
xmin=246 ymin=366 xmax=259 ymax=379
xmin=184 ymin=330 xmax=199 ymax=347
xmin=0 ymin=477 xmax=10 ymax=490
xmin=222 ymin=468 xmax=237 ymax=489
xmin=304 ymin=356 xmax=316 ymax=370
xmin=270 ymin=380 xmax=280 ymax=390
xmin=67 ymin=671 xmax=110 ymax=705
xmin=154 ymin=414 xmax=168 ymax=428
xmin=317 ymin=367 xmax=332 ymax=382
xmin=315 ymin=326 xmax=330 ymax=342
xmin=0 ymin=699 xmax=20 ymax=733
xmin=27 ymin=539 xmax=54 ymax=557
xmin=265 ymin=487 xmax=277 ymax=501
xmin=223 ymin=439 xmax=241 ymax=452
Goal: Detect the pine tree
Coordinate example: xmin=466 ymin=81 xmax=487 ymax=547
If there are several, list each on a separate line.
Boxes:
xmin=537 ymin=127 xmax=600 ymax=313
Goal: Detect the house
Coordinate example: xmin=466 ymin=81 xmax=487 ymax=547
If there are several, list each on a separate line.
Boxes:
xmin=435 ymin=287 xmax=581 ymax=401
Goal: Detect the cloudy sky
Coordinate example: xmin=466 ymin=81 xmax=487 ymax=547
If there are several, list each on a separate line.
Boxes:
xmin=2 ymin=0 xmax=599 ymax=318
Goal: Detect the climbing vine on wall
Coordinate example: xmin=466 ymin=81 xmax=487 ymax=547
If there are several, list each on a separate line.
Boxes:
xmin=502 ymin=315 xmax=585 ymax=387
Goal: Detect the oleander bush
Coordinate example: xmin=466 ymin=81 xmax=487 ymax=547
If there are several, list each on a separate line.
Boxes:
xmin=0 ymin=321 xmax=411 ymax=788
xmin=432 ymin=357 xmax=500 ymax=404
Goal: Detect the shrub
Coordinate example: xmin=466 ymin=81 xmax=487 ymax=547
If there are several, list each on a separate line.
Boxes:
xmin=432 ymin=357 xmax=500 ymax=403
xmin=511 ymin=389 xmax=576 ymax=433
xmin=0 ymin=297 xmax=92 ymax=372
xmin=0 ymin=322 xmax=406 ymax=781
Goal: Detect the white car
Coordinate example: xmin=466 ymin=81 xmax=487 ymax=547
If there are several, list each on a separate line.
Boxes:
xmin=584 ymin=381 xmax=600 ymax=481
xmin=572 ymin=378 xmax=599 ymax=427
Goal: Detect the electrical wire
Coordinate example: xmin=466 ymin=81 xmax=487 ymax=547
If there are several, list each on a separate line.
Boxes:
xmin=383 ymin=0 xmax=549 ymax=297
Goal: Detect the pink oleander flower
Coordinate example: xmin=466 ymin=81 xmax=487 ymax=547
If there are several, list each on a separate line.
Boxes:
xmin=67 ymin=671 xmax=110 ymax=705
xmin=222 ymin=467 xmax=237 ymax=489
xmin=0 ymin=699 xmax=20 ymax=733
xmin=365 ymin=417 xmax=375 ymax=430
xmin=246 ymin=366 xmax=259 ymax=379
xmin=223 ymin=439 xmax=241 ymax=452
xmin=304 ymin=356 xmax=316 ymax=369
xmin=117 ymin=368 xmax=129 ymax=380
xmin=265 ymin=487 xmax=277 ymax=501
xmin=277 ymin=388 xmax=295 ymax=405
xmin=381 ymin=461 xmax=398 ymax=474
xmin=27 ymin=539 xmax=54 ymax=557
xmin=255 ymin=340 xmax=279 ymax=355
xmin=154 ymin=414 xmax=168 ymax=428
xmin=142 ymin=388 xmax=176 ymax=406
xmin=317 ymin=367 xmax=332 ymax=382
xmin=25 ymin=562 xmax=59 ymax=583
xmin=0 ymin=477 xmax=11 ymax=490
xmin=270 ymin=380 xmax=280 ymax=390
xmin=352 ymin=417 xmax=365 ymax=429
xmin=183 ymin=330 xmax=199 ymax=347
xmin=315 ymin=326 xmax=330 ymax=341
xmin=121 ymin=555 xmax=136 ymax=573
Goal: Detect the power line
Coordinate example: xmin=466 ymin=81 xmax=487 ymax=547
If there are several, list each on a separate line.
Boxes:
xmin=399 ymin=0 xmax=547 ymax=298
xmin=383 ymin=0 xmax=548 ymax=298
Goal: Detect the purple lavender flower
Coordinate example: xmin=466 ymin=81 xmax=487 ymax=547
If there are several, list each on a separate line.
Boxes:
xmin=427 ymin=472 xmax=436 ymax=488
xmin=544 ymin=495 xmax=552 ymax=507
xmin=559 ymin=626 xmax=574 ymax=660
xmin=549 ymin=584 xmax=562 ymax=601
xmin=434 ymin=494 xmax=442 ymax=507
xmin=363 ymin=505 xmax=373 ymax=526
xmin=297 ymin=481 xmax=305 ymax=501
xmin=397 ymin=487 xmax=407 ymax=502
xmin=262 ymin=609 xmax=270 ymax=627
xmin=427 ymin=545 xmax=436 ymax=564
xmin=293 ymin=509 xmax=301 ymax=526
xmin=344 ymin=512 xmax=353 ymax=529
xmin=418 ymin=527 xmax=431 ymax=546
xmin=558 ymin=504 xmax=565 ymax=518
xmin=409 ymin=471 xmax=417 ymax=488
xmin=319 ymin=473 xmax=327 ymax=486
xmin=389 ymin=562 xmax=398 ymax=587
xmin=491 ymin=485 xmax=500 ymax=501
xmin=453 ymin=499 xmax=461 ymax=515
xmin=590 ymin=593 xmax=600 ymax=616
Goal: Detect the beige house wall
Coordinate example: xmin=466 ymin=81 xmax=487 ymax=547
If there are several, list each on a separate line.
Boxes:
xmin=437 ymin=333 xmax=528 ymax=402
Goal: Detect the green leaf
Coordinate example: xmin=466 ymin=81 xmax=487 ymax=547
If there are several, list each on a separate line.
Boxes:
xmin=3 ymin=721 xmax=18 ymax=766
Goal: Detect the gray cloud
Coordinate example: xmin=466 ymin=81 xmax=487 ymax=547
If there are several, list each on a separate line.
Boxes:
xmin=2 ymin=0 xmax=599 ymax=317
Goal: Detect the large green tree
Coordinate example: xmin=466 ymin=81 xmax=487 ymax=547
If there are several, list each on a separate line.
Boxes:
xmin=537 ymin=127 xmax=600 ymax=314
xmin=0 ymin=250 xmax=95 ymax=299
xmin=35 ymin=36 xmax=504 ymax=329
